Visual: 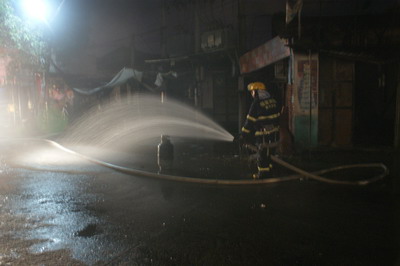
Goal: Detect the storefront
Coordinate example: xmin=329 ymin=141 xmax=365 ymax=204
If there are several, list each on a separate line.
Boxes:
xmin=240 ymin=37 xmax=398 ymax=149
xmin=239 ymin=37 xmax=290 ymax=114
xmin=239 ymin=37 xmax=319 ymax=149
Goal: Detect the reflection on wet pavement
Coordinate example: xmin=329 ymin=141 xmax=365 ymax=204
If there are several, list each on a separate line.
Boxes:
xmin=5 ymin=171 xmax=130 ymax=265
xmin=0 ymin=139 xmax=398 ymax=265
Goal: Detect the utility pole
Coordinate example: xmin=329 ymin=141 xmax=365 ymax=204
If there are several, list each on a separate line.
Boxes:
xmin=157 ymin=0 xmax=174 ymax=173
xmin=194 ymin=0 xmax=200 ymax=55
xmin=238 ymin=0 xmax=247 ymax=134
xmin=238 ymin=0 xmax=246 ymax=55
xmin=395 ymin=64 xmax=400 ymax=149
xmin=130 ymin=34 xmax=136 ymax=69
xmin=393 ymin=63 xmax=400 ymax=196
xmin=161 ymin=0 xmax=167 ymax=58
xmin=194 ymin=0 xmax=201 ymax=107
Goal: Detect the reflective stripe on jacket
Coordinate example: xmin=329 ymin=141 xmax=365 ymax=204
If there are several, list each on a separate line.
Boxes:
xmin=241 ymin=96 xmax=280 ymax=137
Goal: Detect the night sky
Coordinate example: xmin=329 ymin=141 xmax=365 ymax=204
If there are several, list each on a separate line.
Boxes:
xmin=52 ymin=0 xmax=162 ymax=55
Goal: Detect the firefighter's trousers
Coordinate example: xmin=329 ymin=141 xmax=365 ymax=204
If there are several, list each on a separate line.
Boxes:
xmin=255 ymin=131 xmax=279 ymax=178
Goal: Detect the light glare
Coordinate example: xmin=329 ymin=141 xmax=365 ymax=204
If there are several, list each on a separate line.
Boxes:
xmin=22 ymin=0 xmax=49 ymax=22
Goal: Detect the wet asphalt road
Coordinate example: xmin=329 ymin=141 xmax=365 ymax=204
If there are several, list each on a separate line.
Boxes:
xmin=0 ymin=139 xmax=399 ymax=265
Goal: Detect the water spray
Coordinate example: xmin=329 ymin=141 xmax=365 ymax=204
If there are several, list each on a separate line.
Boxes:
xmin=5 ymin=95 xmax=388 ymax=186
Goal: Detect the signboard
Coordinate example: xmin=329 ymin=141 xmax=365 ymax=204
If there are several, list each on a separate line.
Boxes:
xmin=292 ymin=53 xmax=319 ymax=147
xmin=295 ymin=58 xmax=318 ymax=112
xmin=239 ymin=36 xmax=290 ymax=74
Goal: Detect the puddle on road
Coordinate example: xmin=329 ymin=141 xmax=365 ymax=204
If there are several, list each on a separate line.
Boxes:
xmin=74 ymin=223 xmax=102 ymax=237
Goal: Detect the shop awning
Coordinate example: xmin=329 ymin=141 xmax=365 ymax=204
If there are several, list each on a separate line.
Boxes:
xmin=239 ymin=36 xmax=291 ymax=74
xmin=72 ymin=68 xmax=144 ymax=95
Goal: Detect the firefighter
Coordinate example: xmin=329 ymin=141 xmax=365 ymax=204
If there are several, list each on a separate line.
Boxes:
xmin=240 ymin=82 xmax=281 ymax=179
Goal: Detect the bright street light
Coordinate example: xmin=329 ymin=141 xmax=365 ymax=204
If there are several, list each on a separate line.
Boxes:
xmin=21 ymin=0 xmax=50 ymax=23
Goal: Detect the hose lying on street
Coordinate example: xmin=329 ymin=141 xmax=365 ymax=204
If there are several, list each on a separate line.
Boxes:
xmin=271 ymin=155 xmax=387 ymax=186
xmin=244 ymin=143 xmax=389 ymax=186
xmin=9 ymin=139 xmax=389 ymax=186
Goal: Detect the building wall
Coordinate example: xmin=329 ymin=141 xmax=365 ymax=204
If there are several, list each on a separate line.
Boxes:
xmin=319 ymin=56 xmax=354 ymax=147
xmin=212 ymin=72 xmax=238 ymax=132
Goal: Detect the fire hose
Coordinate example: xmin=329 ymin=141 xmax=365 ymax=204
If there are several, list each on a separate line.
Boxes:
xmin=242 ymin=143 xmax=388 ymax=186
xmin=9 ymin=139 xmax=389 ymax=186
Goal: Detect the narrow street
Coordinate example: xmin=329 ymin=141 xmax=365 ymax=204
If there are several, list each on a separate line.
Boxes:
xmin=1 ymin=0 xmax=400 ymax=265
xmin=0 ymin=139 xmax=398 ymax=265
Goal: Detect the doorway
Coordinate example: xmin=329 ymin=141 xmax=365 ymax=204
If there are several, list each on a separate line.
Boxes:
xmin=354 ymin=62 xmax=394 ymax=146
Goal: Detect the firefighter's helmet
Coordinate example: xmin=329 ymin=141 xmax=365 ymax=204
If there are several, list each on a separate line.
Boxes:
xmin=247 ymin=82 xmax=266 ymax=91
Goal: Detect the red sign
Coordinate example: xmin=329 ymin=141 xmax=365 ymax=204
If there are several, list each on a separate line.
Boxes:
xmin=239 ymin=37 xmax=290 ymax=74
